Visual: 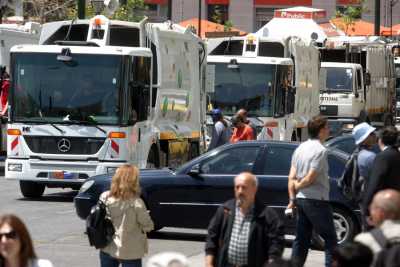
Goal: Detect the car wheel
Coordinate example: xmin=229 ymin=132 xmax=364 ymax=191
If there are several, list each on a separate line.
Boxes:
xmin=312 ymin=207 xmax=357 ymax=250
xmin=19 ymin=181 xmax=45 ymax=198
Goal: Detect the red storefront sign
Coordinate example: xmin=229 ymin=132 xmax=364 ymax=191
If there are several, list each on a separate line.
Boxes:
xmin=254 ymin=0 xmax=312 ymax=6
xmin=206 ymin=0 xmax=230 ymax=4
xmin=337 ymin=0 xmax=361 ymax=5
xmin=144 ymin=0 xmax=167 ymax=5
xmin=274 ymin=10 xmax=326 ymax=19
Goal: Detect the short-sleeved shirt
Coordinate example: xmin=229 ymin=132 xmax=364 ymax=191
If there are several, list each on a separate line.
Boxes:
xmin=230 ymin=125 xmax=254 ymax=143
xmin=208 ymin=121 xmax=231 ymax=150
xmin=291 ymin=139 xmax=330 ymax=200
xmin=357 ymin=148 xmax=376 ymax=181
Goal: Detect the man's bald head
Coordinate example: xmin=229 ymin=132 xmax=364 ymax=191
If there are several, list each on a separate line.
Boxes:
xmin=234 ymin=172 xmax=258 ymax=209
xmin=237 ymin=109 xmax=248 ymax=117
xmin=369 ymin=189 xmax=400 ymax=226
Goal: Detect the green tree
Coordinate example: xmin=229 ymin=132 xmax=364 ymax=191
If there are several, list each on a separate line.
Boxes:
xmin=111 ymin=0 xmax=146 ymax=22
xmin=335 ymin=0 xmax=367 ymax=34
xmin=66 ymin=0 xmax=146 ymax=22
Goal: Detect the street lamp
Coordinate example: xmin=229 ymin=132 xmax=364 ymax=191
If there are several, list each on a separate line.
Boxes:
xmin=91 ymin=0 xmax=105 ymax=15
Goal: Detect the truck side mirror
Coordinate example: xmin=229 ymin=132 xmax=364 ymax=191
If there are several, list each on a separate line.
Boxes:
xmin=354 ymin=92 xmax=359 ymax=98
xmin=364 ymin=72 xmax=371 ymax=86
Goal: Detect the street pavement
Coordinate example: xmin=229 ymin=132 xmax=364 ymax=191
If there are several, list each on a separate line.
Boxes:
xmin=0 ymin=177 xmax=324 ymax=267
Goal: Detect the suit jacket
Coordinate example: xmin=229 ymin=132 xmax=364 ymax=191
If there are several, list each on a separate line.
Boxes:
xmin=205 ymin=199 xmax=285 ymax=267
xmin=362 ymin=146 xmax=400 ymax=213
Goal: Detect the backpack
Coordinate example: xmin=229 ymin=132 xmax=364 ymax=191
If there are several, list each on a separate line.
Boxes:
xmin=371 ymin=228 xmax=400 ymax=267
xmin=338 ymin=147 xmax=364 ymax=202
xmin=86 ymin=199 xmax=115 ymax=249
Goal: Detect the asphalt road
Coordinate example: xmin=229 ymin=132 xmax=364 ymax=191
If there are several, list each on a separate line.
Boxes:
xmin=0 ymin=177 xmax=324 ymax=267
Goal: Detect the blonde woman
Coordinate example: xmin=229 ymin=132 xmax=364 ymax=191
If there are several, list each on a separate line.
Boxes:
xmin=99 ymin=165 xmax=154 ymax=267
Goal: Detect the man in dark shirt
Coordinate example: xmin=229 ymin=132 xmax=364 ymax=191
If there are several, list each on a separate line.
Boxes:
xmin=205 ymin=172 xmax=284 ymax=267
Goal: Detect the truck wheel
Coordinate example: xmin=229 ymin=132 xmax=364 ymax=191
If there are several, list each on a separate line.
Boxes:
xmin=146 ymin=145 xmax=160 ymax=169
xmin=189 ymin=142 xmax=199 ymax=160
xmin=358 ymin=111 xmax=370 ymax=124
xmin=19 ymin=181 xmax=45 ymax=198
xmin=383 ymin=113 xmax=394 ymax=126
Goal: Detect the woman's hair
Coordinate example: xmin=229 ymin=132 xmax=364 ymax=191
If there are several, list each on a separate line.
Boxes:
xmin=110 ymin=164 xmax=141 ymax=200
xmin=0 ymin=214 xmax=36 ymax=267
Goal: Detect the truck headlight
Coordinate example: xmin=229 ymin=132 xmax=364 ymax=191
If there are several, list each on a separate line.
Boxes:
xmin=8 ymin=163 xmax=22 ymax=172
xmin=107 ymin=167 xmax=117 ymax=174
xmin=79 ymin=180 xmax=94 ymax=194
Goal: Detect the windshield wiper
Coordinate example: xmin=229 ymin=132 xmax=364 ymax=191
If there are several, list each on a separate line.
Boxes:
xmin=63 ymin=115 xmax=106 ymax=134
xmin=50 ymin=124 xmax=65 ymax=134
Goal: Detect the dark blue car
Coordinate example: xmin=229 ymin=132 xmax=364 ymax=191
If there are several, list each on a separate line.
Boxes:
xmin=74 ymin=140 xmax=360 ymax=246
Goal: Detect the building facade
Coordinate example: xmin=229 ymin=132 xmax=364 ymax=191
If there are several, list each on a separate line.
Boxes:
xmin=143 ymin=0 xmax=400 ymax=33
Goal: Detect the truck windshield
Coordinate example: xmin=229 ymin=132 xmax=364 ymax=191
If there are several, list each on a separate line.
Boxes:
xmin=11 ymin=53 xmax=121 ymax=125
xmin=209 ymin=62 xmax=276 ymax=117
xmin=321 ymin=67 xmax=353 ymax=92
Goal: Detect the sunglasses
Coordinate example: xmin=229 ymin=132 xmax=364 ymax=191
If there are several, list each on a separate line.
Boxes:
xmin=0 ymin=230 xmax=18 ymax=240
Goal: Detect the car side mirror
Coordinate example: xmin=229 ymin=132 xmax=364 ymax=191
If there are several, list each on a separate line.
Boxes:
xmin=188 ymin=164 xmax=201 ymax=177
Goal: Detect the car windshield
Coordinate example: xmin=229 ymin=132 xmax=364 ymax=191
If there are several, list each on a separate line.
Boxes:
xmin=11 ymin=53 xmax=122 ymax=125
xmin=320 ymin=67 xmax=353 ymax=92
xmin=208 ymin=62 xmax=277 ymax=117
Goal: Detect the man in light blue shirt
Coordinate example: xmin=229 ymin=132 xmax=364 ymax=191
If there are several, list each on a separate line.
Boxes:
xmin=352 ymin=122 xmax=377 ymax=182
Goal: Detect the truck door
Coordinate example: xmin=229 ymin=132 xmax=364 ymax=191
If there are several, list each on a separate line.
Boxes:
xmin=127 ymin=56 xmax=152 ymax=167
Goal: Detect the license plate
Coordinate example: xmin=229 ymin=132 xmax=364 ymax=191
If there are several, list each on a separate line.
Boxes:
xmin=49 ymin=171 xmax=77 ymax=180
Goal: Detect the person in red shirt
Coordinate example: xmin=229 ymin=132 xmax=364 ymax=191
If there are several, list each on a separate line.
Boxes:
xmin=0 ymin=68 xmax=9 ymax=116
xmin=230 ymin=115 xmax=254 ymax=143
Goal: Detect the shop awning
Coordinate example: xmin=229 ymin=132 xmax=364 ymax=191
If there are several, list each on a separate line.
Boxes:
xmin=206 ymin=0 xmax=230 ymax=4
xmin=254 ymin=0 xmax=312 ymax=6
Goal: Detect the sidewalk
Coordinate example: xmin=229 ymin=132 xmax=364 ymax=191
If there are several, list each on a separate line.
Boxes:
xmin=187 ymin=250 xmax=325 ymax=267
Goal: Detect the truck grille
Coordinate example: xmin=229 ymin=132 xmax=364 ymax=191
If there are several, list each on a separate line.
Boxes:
xmin=320 ymin=105 xmax=338 ymax=116
xmin=23 ymin=136 xmax=106 ymax=155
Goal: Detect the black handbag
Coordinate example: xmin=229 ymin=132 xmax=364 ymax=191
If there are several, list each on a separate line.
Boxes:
xmin=86 ymin=198 xmax=115 ymax=249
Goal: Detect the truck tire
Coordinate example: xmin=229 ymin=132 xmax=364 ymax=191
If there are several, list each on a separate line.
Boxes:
xmin=383 ymin=113 xmax=394 ymax=126
xmin=19 ymin=181 xmax=45 ymax=198
xmin=358 ymin=111 xmax=370 ymax=124
xmin=146 ymin=145 xmax=160 ymax=169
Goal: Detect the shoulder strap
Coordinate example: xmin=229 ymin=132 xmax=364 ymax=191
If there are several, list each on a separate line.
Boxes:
xmin=371 ymin=228 xmax=388 ymax=249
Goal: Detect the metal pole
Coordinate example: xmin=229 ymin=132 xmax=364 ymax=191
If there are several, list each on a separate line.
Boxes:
xmin=198 ymin=0 xmax=202 ymax=37
xmin=77 ymin=0 xmax=85 ymax=19
xmin=375 ymin=0 xmax=381 ymax=36
xmin=391 ymin=0 xmax=393 ymax=38
xmin=167 ymin=0 xmax=172 ymax=20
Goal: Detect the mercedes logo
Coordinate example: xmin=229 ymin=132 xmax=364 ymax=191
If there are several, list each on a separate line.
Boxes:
xmin=57 ymin=138 xmax=71 ymax=153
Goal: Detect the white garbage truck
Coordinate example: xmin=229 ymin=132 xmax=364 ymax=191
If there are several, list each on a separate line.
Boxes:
xmin=0 ymin=22 xmax=41 ymax=154
xmin=319 ymin=39 xmax=396 ymax=133
xmin=206 ymin=33 xmax=320 ymax=141
xmin=6 ymin=15 xmax=206 ymax=198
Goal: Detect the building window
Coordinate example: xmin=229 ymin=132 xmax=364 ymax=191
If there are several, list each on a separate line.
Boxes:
xmin=146 ymin=4 xmax=158 ymax=11
xmin=207 ymin=4 xmax=229 ymax=24
xmin=255 ymin=8 xmax=275 ymax=31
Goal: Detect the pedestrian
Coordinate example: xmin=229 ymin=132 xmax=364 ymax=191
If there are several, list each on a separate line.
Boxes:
xmin=237 ymin=109 xmax=257 ymax=139
xmin=208 ymin=109 xmax=231 ymax=151
xmin=331 ymin=242 xmax=373 ymax=267
xmin=99 ymin=164 xmax=154 ymax=267
xmin=230 ymin=115 xmax=254 ymax=143
xmin=0 ymin=214 xmax=53 ymax=267
xmin=362 ymin=126 xmax=400 ymax=218
xmin=351 ymin=122 xmax=377 ymax=230
xmin=0 ymin=67 xmax=10 ymax=116
xmin=288 ymin=115 xmax=337 ymax=267
xmin=205 ymin=172 xmax=285 ymax=267
xmin=352 ymin=122 xmax=377 ymax=182
xmin=355 ymin=189 xmax=400 ymax=255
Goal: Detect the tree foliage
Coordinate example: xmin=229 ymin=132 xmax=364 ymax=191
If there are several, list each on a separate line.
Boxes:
xmin=335 ymin=0 xmax=367 ymax=33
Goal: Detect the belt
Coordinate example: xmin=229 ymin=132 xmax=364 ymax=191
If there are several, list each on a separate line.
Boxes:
xmin=227 ymin=264 xmax=248 ymax=267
